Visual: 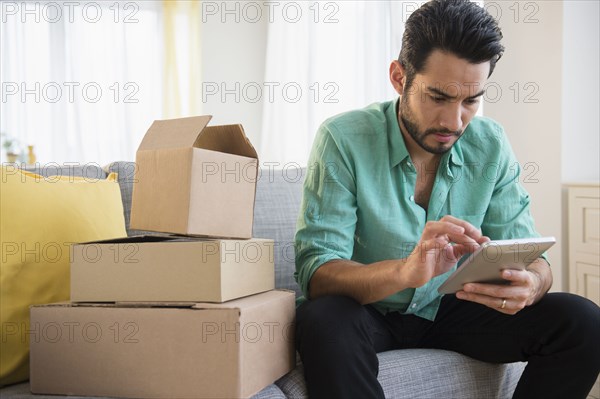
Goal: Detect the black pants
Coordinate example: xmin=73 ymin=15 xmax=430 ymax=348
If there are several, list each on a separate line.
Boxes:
xmin=296 ymin=293 xmax=600 ymax=399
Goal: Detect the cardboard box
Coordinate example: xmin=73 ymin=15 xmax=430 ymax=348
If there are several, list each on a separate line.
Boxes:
xmin=30 ymin=290 xmax=296 ymax=399
xmin=71 ymin=235 xmax=275 ymax=303
xmin=130 ymin=115 xmax=259 ymax=239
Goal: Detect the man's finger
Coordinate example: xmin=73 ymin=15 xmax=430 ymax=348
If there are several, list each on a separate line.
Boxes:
xmin=422 ymin=221 xmax=465 ymax=238
xmin=421 ymin=221 xmax=482 ymax=250
xmin=439 ymin=215 xmax=486 ymax=243
xmin=462 ymin=279 xmax=531 ymax=301
xmin=446 ymin=231 xmax=481 ymax=249
xmin=451 ymin=243 xmax=479 ymax=259
xmin=456 ymin=291 xmax=514 ymax=314
xmin=500 ymin=269 xmax=529 ymax=282
xmin=417 ymin=237 xmax=452 ymax=253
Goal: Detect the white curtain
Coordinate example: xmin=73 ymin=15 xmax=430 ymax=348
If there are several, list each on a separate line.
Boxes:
xmin=1 ymin=1 xmax=483 ymax=166
xmin=1 ymin=1 xmax=164 ymax=166
xmin=260 ymin=1 xmax=409 ymax=166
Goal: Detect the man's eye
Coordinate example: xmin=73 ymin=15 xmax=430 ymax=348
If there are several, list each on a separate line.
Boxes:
xmin=431 ymin=96 xmax=445 ymax=103
xmin=465 ymin=98 xmax=480 ymax=105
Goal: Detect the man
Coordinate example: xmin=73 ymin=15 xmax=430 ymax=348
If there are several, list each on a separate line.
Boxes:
xmin=294 ymin=0 xmax=600 ymax=398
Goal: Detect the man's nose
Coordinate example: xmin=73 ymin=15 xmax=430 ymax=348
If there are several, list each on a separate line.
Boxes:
xmin=439 ymin=103 xmax=463 ymax=132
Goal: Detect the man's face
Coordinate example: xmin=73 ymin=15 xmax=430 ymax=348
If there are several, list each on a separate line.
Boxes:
xmin=397 ymin=50 xmax=490 ymax=155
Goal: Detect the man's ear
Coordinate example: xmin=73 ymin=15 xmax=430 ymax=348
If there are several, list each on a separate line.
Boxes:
xmin=389 ymin=60 xmax=407 ymax=95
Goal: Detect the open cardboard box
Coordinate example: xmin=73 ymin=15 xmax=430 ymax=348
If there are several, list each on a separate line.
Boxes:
xmin=70 ymin=235 xmax=275 ymax=303
xmin=30 ymin=290 xmax=296 ymax=399
xmin=130 ymin=116 xmax=259 ymax=239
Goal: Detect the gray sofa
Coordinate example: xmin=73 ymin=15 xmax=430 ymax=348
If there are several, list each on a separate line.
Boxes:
xmin=1 ymin=162 xmax=526 ymax=399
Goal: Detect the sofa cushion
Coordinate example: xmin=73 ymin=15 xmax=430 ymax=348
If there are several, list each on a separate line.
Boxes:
xmin=252 ymin=384 xmax=287 ymax=399
xmin=104 ymin=161 xmax=154 ymax=237
xmin=0 ymin=382 xmax=286 ymax=399
xmin=24 ymin=163 xmax=107 ymax=180
xmin=252 ymin=167 xmax=305 ymax=296
xmin=377 ymin=349 xmax=525 ymax=399
xmin=276 ymin=350 xmax=526 ymax=399
xmin=274 ymin=359 xmax=307 ymax=398
xmin=0 ymin=167 xmax=126 ymax=386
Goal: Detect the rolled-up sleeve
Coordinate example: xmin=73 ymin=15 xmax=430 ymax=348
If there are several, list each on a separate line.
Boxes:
xmin=294 ymin=124 xmax=358 ymax=298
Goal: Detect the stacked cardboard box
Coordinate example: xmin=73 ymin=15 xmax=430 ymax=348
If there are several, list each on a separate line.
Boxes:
xmin=30 ymin=116 xmax=296 ymax=399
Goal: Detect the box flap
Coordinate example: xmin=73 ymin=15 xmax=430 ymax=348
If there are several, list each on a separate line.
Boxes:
xmin=31 ymin=302 xmax=72 ymax=308
xmin=74 ymin=234 xmax=178 ymax=245
xmin=138 ymin=115 xmax=213 ymax=150
xmin=190 ymin=290 xmax=292 ymax=311
xmin=195 ymin=124 xmax=258 ymax=159
xmin=113 ymin=302 xmax=197 ymax=308
xmin=43 ymin=302 xmax=201 ymax=309
xmin=73 ymin=234 xmax=224 ymax=245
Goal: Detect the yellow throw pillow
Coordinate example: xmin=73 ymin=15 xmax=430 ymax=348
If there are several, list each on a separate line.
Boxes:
xmin=0 ymin=167 xmax=127 ymax=386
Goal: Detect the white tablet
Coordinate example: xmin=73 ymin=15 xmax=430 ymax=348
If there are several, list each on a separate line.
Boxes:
xmin=437 ymin=237 xmax=556 ymax=294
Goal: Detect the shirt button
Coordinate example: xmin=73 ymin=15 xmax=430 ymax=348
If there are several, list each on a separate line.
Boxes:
xmin=409 ymin=195 xmax=415 ymax=202
xmin=407 ymin=162 xmax=412 ymax=168
xmin=411 ymin=303 xmax=417 ymax=309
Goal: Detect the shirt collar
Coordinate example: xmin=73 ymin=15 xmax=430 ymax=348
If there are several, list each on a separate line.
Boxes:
xmin=387 ymin=97 xmax=464 ymax=169
xmin=387 ymin=97 xmax=410 ymax=169
xmin=449 ymin=140 xmax=464 ymax=166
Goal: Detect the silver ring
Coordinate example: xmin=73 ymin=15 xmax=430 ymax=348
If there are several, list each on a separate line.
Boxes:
xmin=500 ymin=299 xmax=507 ymax=309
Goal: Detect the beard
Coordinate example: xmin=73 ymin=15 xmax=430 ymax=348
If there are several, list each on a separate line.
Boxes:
xmin=399 ymin=95 xmax=463 ymax=155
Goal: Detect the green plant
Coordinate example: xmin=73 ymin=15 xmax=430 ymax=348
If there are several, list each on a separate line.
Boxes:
xmin=1 ymin=132 xmax=18 ymax=154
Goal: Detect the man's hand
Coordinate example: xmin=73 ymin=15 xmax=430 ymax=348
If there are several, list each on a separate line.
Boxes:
xmin=455 ymin=258 xmax=553 ymax=314
xmin=309 ymin=215 xmax=489 ymax=304
xmin=399 ymin=215 xmax=490 ymax=288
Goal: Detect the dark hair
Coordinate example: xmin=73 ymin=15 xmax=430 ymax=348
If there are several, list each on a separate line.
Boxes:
xmin=399 ymin=0 xmax=504 ymax=87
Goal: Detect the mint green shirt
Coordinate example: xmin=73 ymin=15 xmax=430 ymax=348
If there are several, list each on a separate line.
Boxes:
xmin=294 ymin=98 xmax=542 ymax=321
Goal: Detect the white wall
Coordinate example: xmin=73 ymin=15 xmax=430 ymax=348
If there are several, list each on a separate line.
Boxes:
xmin=200 ymin=4 xmax=268 ymax=153
xmin=483 ymin=0 xmax=564 ymax=290
xmin=561 ymin=0 xmax=600 ymax=183
xmin=560 ymin=0 xmax=600 ymax=292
